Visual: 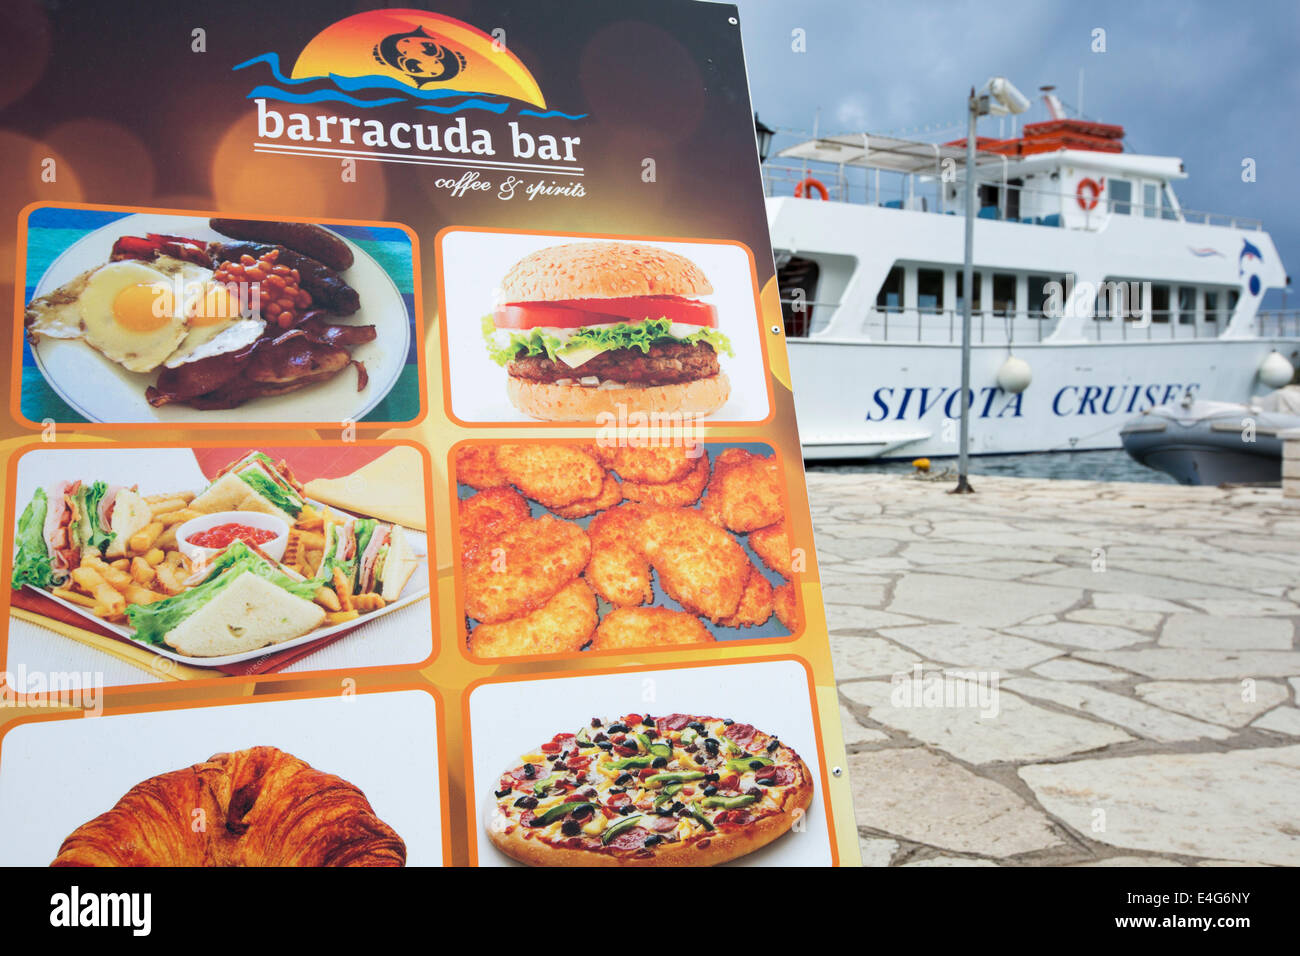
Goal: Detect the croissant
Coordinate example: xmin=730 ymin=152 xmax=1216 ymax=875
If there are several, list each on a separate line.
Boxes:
xmin=51 ymin=746 xmax=406 ymax=867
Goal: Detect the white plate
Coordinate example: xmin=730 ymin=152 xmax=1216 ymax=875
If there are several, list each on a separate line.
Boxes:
xmin=21 ymin=504 xmax=429 ymax=668
xmin=26 ymin=214 xmax=410 ymax=424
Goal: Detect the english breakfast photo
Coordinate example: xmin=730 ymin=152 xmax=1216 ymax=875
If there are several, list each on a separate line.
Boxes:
xmin=437 ymin=229 xmax=774 ymax=425
xmin=4 ymin=444 xmax=433 ymax=688
xmin=17 ymin=204 xmax=423 ymax=425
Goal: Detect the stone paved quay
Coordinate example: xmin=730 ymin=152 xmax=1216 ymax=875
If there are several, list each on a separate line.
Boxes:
xmin=808 ymin=472 xmax=1300 ymax=867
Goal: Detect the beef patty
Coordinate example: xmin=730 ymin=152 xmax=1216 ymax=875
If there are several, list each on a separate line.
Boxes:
xmin=508 ymin=341 xmax=720 ymax=386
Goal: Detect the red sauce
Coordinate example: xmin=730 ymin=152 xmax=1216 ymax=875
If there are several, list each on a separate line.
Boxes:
xmin=188 ymin=522 xmax=277 ymax=549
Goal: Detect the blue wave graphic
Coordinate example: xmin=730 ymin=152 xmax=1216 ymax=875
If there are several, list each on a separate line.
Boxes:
xmin=519 ymin=109 xmax=589 ymax=119
xmin=416 ymin=99 xmax=509 ymax=114
xmin=235 ymin=50 xmax=585 ymax=118
xmin=246 ymin=85 xmax=406 ymax=108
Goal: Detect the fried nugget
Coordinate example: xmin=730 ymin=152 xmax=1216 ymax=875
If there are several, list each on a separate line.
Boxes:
xmin=468 ymin=579 xmax=598 ymax=658
xmin=458 ymin=487 xmax=530 ymax=560
xmin=589 ymin=606 xmax=715 ymax=651
xmin=701 ymin=449 xmax=784 ymax=532
xmin=748 ymin=519 xmax=792 ymax=579
xmin=496 ymin=443 xmax=604 ymax=509
xmin=621 ymin=451 xmax=710 ymax=507
xmin=639 ymin=508 xmax=750 ymax=623
xmin=463 ymin=515 xmax=590 ymax=623
xmin=455 ymin=445 xmax=510 ymax=489
xmin=592 ymin=443 xmax=701 ymax=483
xmin=551 ymin=471 xmax=623 ymax=519
xmin=585 ymin=503 xmax=657 ymax=607
xmin=719 ymin=565 xmax=774 ymax=628
xmin=773 ymin=582 xmax=800 ymax=632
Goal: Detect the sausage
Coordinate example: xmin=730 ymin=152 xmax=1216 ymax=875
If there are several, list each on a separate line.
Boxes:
xmin=213 ymin=242 xmax=360 ymax=315
xmin=208 ymin=219 xmax=354 ymax=272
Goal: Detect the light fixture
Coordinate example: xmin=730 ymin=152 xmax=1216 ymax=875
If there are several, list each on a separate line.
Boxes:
xmin=754 ymin=113 xmax=776 ymax=163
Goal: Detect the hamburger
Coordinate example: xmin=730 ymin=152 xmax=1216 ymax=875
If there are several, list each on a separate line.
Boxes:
xmin=482 ymin=242 xmax=734 ymax=421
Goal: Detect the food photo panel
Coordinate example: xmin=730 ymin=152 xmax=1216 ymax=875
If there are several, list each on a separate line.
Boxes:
xmin=452 ymin=439 xmax=804 ymax=661
xmin=467 ymin=658 xmax=835 ymax=867
xmin=437 ymin=229 xmax=774 ymax=425
xmin=0 ymin=688 xmax=446 ymax=866
xmin=16 ymin=204 xmax=424 ymax=427
xmin=4 ymin=443 xmax=434 ymax=688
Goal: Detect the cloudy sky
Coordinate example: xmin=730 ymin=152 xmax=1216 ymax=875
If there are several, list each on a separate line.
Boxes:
xmin=729 ymin=0 xmax=1300 ymax=304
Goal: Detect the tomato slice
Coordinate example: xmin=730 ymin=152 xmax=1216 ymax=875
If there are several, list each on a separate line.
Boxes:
xmin=493 ymin=295 xmax=718 ymax=331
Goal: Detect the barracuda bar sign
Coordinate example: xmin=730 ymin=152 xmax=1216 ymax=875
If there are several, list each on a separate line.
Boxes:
xmin=864 ymin=382 xmax=1199 ymax=421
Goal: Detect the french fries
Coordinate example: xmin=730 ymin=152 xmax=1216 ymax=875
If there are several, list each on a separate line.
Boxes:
xmin=154 ymin=563 xmax=187 ymax=596
xmin=128 ymin=521 xmax=164 ymax=554
xmin=313 ymin=586 xmax=342 ymax=613
xmin=326 ymin=609 xmax=360 ymax=626
xmin=130 ymin=556 xmax=156 ymax=585
xmin=70 ymin=565 xmax=125 ymax=617
xmin=331 ymin=567 xmax=354 ymax=613
xmin=353 ymin=593 xmax=386 ymax=612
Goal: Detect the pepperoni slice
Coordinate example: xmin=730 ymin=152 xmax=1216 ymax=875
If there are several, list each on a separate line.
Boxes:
xmin=647 ymin=815 xmax=678 ymax=832
xmin=509 ymin=764 xmax=540 ymax=781
xmin=756 ymin=764 xmax=797 ymax=787
xmin=606 ymin=827 xmax=653 ymax=851
xmin=657 ymin=714 xmax=693 ymax=733
xmin=724 ymin=723 xmax=758 ymax=748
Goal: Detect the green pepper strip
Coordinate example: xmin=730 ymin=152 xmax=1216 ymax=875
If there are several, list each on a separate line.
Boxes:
xmin=725 ymin=755 xmax=774 ymax=773
xmin=600 ymin=813 xmax=644 ymax=844
xmin=646 ymin=771 xmax=706 ymax=786
xmin=532 ymin=801 xmax=596 ymax=826
xmin=701 ymin=794 xmax=758 ymax=810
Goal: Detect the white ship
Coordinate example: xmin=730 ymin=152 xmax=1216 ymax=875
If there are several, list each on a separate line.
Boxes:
xmin=762 ymin=93 xmax=1299 ymax=459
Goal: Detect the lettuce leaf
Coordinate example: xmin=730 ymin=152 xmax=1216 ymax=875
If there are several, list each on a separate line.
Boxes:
xmin=482 ymin=315 xmax=733 ymax=367
xmin=11 ymin=488 xmax=54 ymax=590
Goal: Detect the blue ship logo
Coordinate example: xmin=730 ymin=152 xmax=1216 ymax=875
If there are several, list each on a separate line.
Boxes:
xmin=1239 ymin=238 xmax=1264 ymax=296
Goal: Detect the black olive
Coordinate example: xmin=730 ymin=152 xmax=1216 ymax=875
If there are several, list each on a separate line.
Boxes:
xmin=704 ymin=773 xmax=720 ymax=781
xmin=749 ymin=760 xmax=765 ymax=770
xmin=656 ymin=806 xmax=673 ymax=816
xmin=644 ymin=834 xmax=663 ymax=846
xmin=767 ymin=739 xmax=780 ymax=753
xmin=609 ymin=786 xmax=626 ymax=794
xmin=522 ymin=763 xmax=536 ymax=779
xmin=703 ymin=738 xmax=720 ymax=754
xmin=687 ymin=721 xmax=705 ymax=732
xmin=670 ymin=802 xmax=685 ymax=814
xmin=615 ymin=773 xmax=633 ymax=785
xmin=560 ymin=819 xmax=582 ymax=836
xmin=642 ymin=715 xmax=655 ymax=725
xmin=572 ymin=804 xmax=595 ymax=820
xmin=514 ymin=795 xmax=538 ymax=808
xmin=703 ymin=785 xmax=718 ymax=796
xmin=596 ymin=741 xmax=613 ymax=751
xmin=722 ymin=719 xmax=735 ymax=726
xmin=651 ymin=757 xmax=668 ymax=768
xmin=494 ymin=787 xmax=512 ymax=798
xmin=618 ymin=805 xmax=635 ymax=815
xmin=756 ymin=776 xmax=776 ymax=787
xmin=608 ymin=723 xmax=629 ymax=733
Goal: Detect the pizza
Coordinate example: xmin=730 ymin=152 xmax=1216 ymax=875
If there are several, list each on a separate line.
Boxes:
xmin=486 ymin=711 xmax=814 ymax=866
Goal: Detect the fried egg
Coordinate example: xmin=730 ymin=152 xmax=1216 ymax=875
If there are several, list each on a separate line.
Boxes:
xmin=75 ymin=261 xmax=190 ymax=373
xmin=26 ymin=256 xmax=266 ymax=373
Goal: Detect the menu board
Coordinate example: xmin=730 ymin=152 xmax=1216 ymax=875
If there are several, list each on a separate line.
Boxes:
xmin=0 ymin=0 xmax=857 ymax=868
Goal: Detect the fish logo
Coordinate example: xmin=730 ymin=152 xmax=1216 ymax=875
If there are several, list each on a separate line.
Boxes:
xmin=372 ymin=24 xmax=468 ymax=87
xmin=1239 ymin=238 xmax=1264 ymax=296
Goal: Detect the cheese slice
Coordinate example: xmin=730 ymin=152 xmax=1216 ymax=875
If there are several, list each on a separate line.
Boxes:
xmin=302 ymin=448 xmax=426 ymax=531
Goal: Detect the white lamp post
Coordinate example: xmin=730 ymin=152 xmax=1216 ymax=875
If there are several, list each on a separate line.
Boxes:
xmin=954 ymin=77 xmax=1030 ymax=494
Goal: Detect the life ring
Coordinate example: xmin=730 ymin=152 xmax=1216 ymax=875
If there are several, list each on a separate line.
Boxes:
xmin=1076 ymin=177 xmax=1105 ymax=211
xmin=795 ymin=177 xmax=829 ymax=201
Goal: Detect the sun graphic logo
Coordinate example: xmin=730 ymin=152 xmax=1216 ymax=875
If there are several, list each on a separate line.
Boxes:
xmin=1239 ymin=238 xmax=1264 ymax=297
xmin=371 ymin=24 xmax=468 ymax=87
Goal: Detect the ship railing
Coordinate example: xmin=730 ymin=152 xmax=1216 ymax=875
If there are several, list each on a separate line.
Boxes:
xmin=1257 ymin=311 xmax=1300 ymax=338
xmin=763 ymin=162 xmax=1262 ymax=230
xmin=778 ymin=301 xmax=1271 ymax=343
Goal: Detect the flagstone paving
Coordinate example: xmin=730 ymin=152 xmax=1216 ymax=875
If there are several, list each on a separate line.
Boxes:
xmin=812 ymin=473 xmax=1300 ymax=866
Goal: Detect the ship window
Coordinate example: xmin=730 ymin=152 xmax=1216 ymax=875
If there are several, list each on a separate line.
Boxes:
xmin=1150 ymin=283 xmax=1171 ymax=322
xmin=955 ymin=271 xmax=982 ymax=313
xmin=1028 ymin=274 xmax=1066 ymax=319
xmin=1161 ymin=185 xmax=1178 ymax=221
xmin=776 ymin=255 xmax=820 ymax=338
xmin=1143 ymin=182 xmax=1158 ymax=218
xmin=917 ymin=268 xmax=944 ymax=313
xmin=876 ymin=266 xmax=904 ymax=312
xmin=1109 ymin=179 xmax=1132 ymax=215
xmin=1227 ymin=289 xmax=1240 ymax=315
xmin=1177 ymin=286 xmax=1196 ymax=324
xmin=992 ymin=273 xmax=1016 ymax=315
xmin=1204 ymin=290 xmax=1219 ymax=322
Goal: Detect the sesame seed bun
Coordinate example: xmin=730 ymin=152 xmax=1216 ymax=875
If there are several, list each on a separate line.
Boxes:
xmin=499 ymin=242 xmax=714 ymax=302
xmin=507 ymin=373 xmax=731 ymax=422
